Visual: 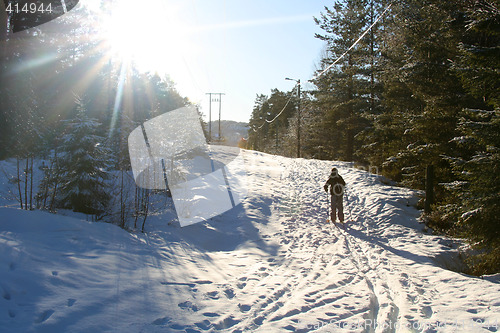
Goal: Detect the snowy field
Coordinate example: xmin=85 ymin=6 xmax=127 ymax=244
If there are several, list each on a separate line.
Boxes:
xmin=1 ymin=149 xmax=499 ymax=332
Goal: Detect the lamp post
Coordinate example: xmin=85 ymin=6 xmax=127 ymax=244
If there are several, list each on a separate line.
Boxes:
xmin=285 ymin=77 xmax=301 ymax=158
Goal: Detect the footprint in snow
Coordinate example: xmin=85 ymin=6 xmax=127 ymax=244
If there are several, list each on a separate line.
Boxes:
xmin=152 ymin=316 xmax=171 ymax=325
xmin=2 ymin=287 xmax=11 ymax=301
xmin=212 ymin=316 xmax=240 ymax=330
xmin=253 ymin=316 xmax=265 ymax=325
xmin=178 ymin=301 xmax=199 ymax=312
xmin=195 ymin=319 xmax=213 ymax=330
xmin=238 ymin=304 xmax=251 ymax=312
xmin=206 ymin=291 xmax=219 ymax=299
xmin=224 ymin=288 xmax=235 ymax=299
xmin=421 ymin=305 xmax=433 ymax=318
xmin=34 ymin=309 xmax=55 ymax=324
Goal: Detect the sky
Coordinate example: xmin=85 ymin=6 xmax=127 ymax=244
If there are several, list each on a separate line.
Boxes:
xmin=89 ymin=0 xmax=330 ymax=123
xmin=177 ymin=0 xmax=328 ymax=123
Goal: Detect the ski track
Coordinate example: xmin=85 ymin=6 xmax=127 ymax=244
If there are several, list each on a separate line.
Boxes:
xmin=2 ymin=150 xmax=500 ymax=332
xmin=91 ymin=154 xmax=500 ymax=332
xmin=139 ymin=153 xmax=492 ymax=333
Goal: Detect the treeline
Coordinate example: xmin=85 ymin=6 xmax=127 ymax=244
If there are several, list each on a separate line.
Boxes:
xmin=248 ymin=0 xmax=499 ymax=275
xmin=0 ymin=4 xmax=191 ymax=228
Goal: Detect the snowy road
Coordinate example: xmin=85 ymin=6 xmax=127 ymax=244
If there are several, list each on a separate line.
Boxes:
xmin=1 ymin=149 xmax=499 ymax=332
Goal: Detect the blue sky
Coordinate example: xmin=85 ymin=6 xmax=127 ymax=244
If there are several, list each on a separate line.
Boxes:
xmin=3 ymin=0 xmax=329 ymax=123
xmin=80 ymin=0 xmax=329 ymax=123
xmin=158 ymin=0 xmax=329 ymax=123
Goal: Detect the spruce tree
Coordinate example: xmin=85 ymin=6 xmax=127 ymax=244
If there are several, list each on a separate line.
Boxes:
xmin=59 ymin=97 xmax=111 ymax=217
xmin=376 ymin=0 xmax=469 ymax=193
xmin=446 ymin=0 xmax=500 ymax=274
xmin=312 ymin=0 xmax=382 ymax=162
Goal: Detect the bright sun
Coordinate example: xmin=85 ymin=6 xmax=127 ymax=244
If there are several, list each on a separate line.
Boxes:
xmin=103 ymin=0 xmax=194 ymax=75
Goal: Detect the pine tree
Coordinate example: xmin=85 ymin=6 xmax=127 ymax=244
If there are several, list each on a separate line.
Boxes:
xmin=59 ymin=97 xmax=111 ymax=217
xmin=312 ymin=0 xmax=382 ymax=162
xmin=248 ymin=94 xmax=269 ymax=151
xmin=375 ymin=0 xmax=471 ymax=194
xmin=448 ymin=109 xmax=499 ymax=274
xmin=445 ymin=0 xmax=500 ymax=274
xmin=247 ymin=89 xmax=298 ymax=156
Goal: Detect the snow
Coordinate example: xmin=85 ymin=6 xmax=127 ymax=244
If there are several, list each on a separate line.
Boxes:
xmin=1 ymin=149 xmax=500 ymax=332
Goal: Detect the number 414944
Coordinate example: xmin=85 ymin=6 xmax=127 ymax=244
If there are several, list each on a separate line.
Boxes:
xmin=6 ymin=2 xmax=53 ymax=14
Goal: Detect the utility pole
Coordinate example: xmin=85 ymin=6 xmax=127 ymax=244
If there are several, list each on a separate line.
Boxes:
xmin=206 ymin=92 xmax=225 ymax=142
xmin=285 ymin=78 xmax=301 ymax=158
xmin=297 ymin=80 xmax=301 ymax=158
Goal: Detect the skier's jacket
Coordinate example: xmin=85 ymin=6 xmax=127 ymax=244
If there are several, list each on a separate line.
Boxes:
xmin=324 ymin=171 xmax=346 ymax=197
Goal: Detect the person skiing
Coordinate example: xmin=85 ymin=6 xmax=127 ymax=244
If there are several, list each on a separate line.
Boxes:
xmin=324 ymin=167 xmax=346 ymax=223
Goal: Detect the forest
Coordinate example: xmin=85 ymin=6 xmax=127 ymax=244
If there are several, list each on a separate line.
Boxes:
xmin=247 ymin=0 xmax=499 ymax=275
xmin=0 ymin=0 xmax=498 ymax=275
xmin=0 ymin=3 xmax=195 ymax=228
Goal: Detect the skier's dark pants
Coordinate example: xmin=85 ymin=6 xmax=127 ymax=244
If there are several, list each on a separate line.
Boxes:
xmin=330 ymin=195 xmax=344 ymax=222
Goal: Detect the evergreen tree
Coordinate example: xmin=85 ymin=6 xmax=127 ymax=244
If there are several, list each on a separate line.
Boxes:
xmin=445 ymin=0 xmax=500 ymax=274
xmin=448 ymin=109 xmax=499 ymax=274
xmin=59 ymin=97 xmax=111 ymax=217
xmin=248 ymin=94 xmax=270 ymax=151
xmin=247 ymin=90 xmax=297 ymax=155
xmin=312 ymin=0 xmax=382 ymax=162
xmin=373 ymin=1 xmax=470 ymax=194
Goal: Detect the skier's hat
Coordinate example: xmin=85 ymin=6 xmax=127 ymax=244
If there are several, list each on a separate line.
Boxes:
xmin=331 ymin=167 xmax=338 ymax=174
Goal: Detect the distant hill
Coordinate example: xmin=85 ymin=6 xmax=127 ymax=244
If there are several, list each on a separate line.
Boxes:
xmin=208 ymin=120 xmax=249 ymax=146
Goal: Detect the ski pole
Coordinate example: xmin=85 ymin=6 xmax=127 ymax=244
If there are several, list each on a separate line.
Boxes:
xmin=326 ymin=191 xmax=331 ymax=222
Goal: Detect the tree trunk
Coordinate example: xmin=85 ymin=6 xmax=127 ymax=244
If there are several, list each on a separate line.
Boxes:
xmin=24 ymin=158 xmax=28 ymax=210
xmin=120 ymin=169 xmax=125 ymax=228
xmin=49 ymin=149 xmax=59 ymax=212
xmin=425 ymin=165 xmax=434 ymax=214
xmin=29 ymin=155 xmax=33 ymax=210
xmin=17 ymin=158 xmax=23 ymax=209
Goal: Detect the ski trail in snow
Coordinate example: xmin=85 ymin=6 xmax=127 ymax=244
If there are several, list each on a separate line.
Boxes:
xmin=2 ymin=150 xmax=499 ymax=332
xmin=339 ymin=164 xmax=444 ymax=332
xmin=224 ymin=157 xmax=377 ymax=331
xmin=249 ymin=157 xmax=439 ymax=332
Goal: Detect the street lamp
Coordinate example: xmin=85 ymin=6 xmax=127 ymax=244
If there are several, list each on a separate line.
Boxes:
xmin=286 ymin=77 xmax=301 ymax=158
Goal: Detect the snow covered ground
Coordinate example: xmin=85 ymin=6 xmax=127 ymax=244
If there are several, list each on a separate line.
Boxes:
xmin=1 ymin=149 xmax=499 ymax=332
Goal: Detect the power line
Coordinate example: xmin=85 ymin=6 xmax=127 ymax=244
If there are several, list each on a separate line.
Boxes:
xmin=251 ymin=83 xmax=299 ymax=132
xmin=250 ymin=2 xmax=392 ymax=137
xmin=312 ymin=2 xmax=392 ymax=80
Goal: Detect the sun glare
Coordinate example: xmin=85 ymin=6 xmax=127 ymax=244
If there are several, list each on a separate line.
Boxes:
xmin=103 ymin=0 xmax=194 ymax=75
